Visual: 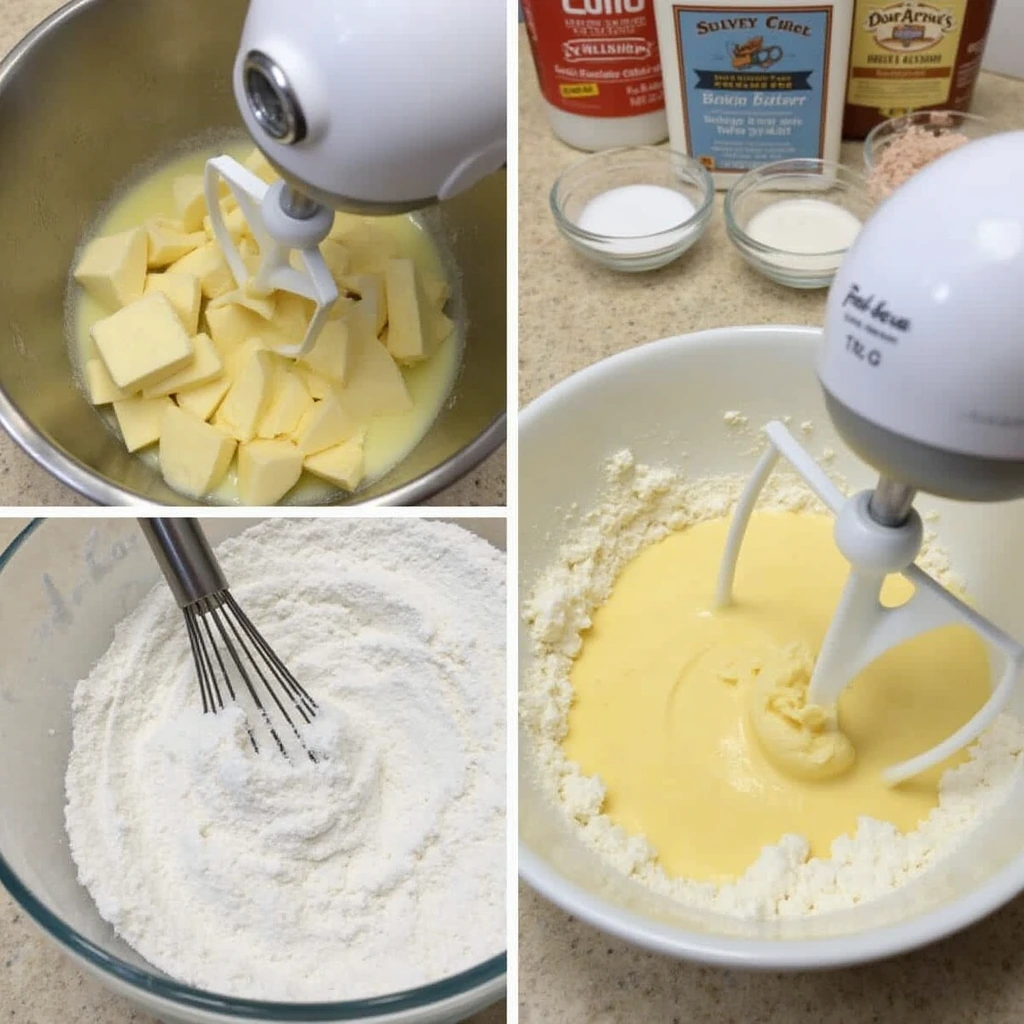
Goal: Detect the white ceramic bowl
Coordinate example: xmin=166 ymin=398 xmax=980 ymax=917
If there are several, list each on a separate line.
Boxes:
xmin=519 ymin=325 xmax=1024 ymax=969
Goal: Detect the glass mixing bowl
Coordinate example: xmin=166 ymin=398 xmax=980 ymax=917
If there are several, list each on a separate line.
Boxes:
xmin=0 ymin=518 xmax=506 ymax=1023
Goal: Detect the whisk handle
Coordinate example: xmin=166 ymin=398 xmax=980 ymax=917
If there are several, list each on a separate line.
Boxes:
xmin=138 ymin=519 xmax=228 ymax=607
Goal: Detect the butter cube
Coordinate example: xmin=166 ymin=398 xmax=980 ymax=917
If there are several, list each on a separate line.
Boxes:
xmin=420 ymin=269 xmax=451 ymax=309
xmin=292 ymin=394 xmax=361 ymax=455
xmin=203 ymin=204 xmax=249 ymax=243
xmin=296 ymin=366 xmax=332 ymax=399
xmin=244 ymin=148 xmax=278 ymax=184
xmin=258 ymin=369 xmax=313 ymax=439
xmin=297 ymin=318 xmax=351 ymax=383
xmin=83 ymin=357 xmax=131 ymax=405
xmin=216 ymin=349 xmax=274 ymax=442
xmin=169 ymin=241 xmax=235 ymax=300
xmin=427 ymin=308 xmax=456 ymax=348
xmin=320 ymin=239 xmax=351 ymax=282
xmin=92 ymin=292 xmax=194 ymax=391
xmin=303 ymin=434 xmax=365 ymax=491
xmin=272 ymin=292 xmax=315 ymax=343
xmin=172 ymin=175 xmax=208 ymax=232
xmin=74 ymin=227 xmax=147 ymax=311
xmin=343 ymin=273 xmax=387 ymax=335
xmin=205 ymin=303 xmax=293 ymax=358
xmin=208 ymin=287 xmax=277 ymax=321
xmin=237 ymin=439 xmax=302 ymax=505
xmin=333 ymin=223 xmax=401 ymax=273
xmin=175 ymin=375 xmax=231 ymax=422
xmin=384 ymin=258 xmax=427 ymax=363
xmin=112 ymin=395 xmax=174 ymax=452
xmin=144 ymin=272 xmax=202 ymax=334
xmin=143 ymin=333 xmax=223 ymax=398
xmin=159 ymin=404 xmax=236 ymax=499
xmin=146 ymin=218 xmax=206 ymax=269
xmin=337 ymin=327 xmax=412 ymax=419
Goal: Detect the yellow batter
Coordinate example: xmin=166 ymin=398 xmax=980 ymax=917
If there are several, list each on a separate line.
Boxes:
xmin=564 ymin=511 xmax=991 ymax=883
xmin=69 ymin=140 xmax=461 ymax=505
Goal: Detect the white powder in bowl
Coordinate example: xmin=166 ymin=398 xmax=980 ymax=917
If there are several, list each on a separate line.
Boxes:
xmin=521 ymin=450 xmax=1024 ymax=919
xmin=65 ymin=518 xmax=506 ymax=1001
xmin=576 ymin=184 xmax=696 ymax=255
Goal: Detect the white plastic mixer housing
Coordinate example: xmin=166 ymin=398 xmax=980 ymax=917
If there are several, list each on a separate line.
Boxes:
xmin=206 ymin=0 xmax=507 ymax=355
xmin=721 ymin=131 xmax=1024 ymax=783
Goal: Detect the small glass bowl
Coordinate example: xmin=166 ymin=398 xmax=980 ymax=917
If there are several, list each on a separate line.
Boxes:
xmin=724 ymin=159 xmax=873 ymax=290
xmin=549 ymin=147 xmax=714 ymax=272
xmin=863 ymin=110 xmax=991 ymax=177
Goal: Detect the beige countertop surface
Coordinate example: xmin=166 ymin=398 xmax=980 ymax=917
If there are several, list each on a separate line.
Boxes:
xmin=0 ymin=0 xmax=505 ymax=510
xmin=0 ymin=519 xmax=507 ymax=1024
xmin=518 ymin=25 xmax=1024 ymax=1024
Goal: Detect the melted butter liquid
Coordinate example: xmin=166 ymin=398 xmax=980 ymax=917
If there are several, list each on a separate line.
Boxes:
xmin=69 ymin=141 xmax=461 ymax=505
xmin=564 ymin=512 xmax=992 ymax=883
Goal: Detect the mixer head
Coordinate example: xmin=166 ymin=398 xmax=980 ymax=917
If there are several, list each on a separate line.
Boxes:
xmin=819 ymin=131 xmax=1024 ymax=503
xmin=719 ymin=134 xmax=1024 ymax=782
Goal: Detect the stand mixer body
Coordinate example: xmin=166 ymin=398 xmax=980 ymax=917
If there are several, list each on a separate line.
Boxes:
xmin=206 ymin=0 xmax=506 ymax=354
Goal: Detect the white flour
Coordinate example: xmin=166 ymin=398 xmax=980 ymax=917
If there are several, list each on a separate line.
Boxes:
xmin=65 ymin=518 xmax=506 ymax=1001
xmin=521 ymin=451 xmax=1024 ymax=918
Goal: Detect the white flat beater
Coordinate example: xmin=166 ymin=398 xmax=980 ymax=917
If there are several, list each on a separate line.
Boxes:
xmin=717 ymin=131 xmax=1024 ymax=784
xmin=206 ymin=0 xmax=506 ymax=355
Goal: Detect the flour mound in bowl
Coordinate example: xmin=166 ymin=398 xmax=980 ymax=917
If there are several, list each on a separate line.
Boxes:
xmin=65 ymin=518 xmax=505 ymax=1001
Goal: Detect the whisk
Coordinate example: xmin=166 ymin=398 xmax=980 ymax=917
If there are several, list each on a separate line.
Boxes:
xmin=139 ymin=518 xmax=319 ymax=761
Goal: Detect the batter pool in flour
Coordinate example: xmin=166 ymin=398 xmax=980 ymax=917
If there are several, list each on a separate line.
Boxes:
xmin=67 ymin=141 xmax=461 ymax=505
xmin=65 ymin=518 xmax=505 ymax=1001
xmin=522 ymin=452 xmax=1024 ymax=918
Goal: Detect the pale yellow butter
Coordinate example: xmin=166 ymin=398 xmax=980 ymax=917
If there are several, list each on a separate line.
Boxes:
xmin=143 ymin=333 xmax=223 ymax=399
xmin=84 ymin=358 xmax=131 ymax=405
xmin=216 ymin=349 xmax=274 ymax=442
xmin=342 ymin=273 xmax=387 ymax=336
xmin=74 ymin=227 xmax=147 ymax=311
xmin=384 ymin=258 xmax=427 ymax=363
xmin=257 ymin=369 xmax=313 ymax=439
xmin=169 ymin=241 xmax=235 ymax=300
xmin=172 ymin=174 xmax=208 ymax=233
xmin=159 ymin=404 xmax=236 ymax=499
xmin=338 ymin=323 xmax=412 ymax=420
xmin=292 ymin=394 xmax=361 ymax=455
xmin=112 ymin=395 xmax=174 ymax=452
xmin=237 ymin=438 xmax=302 ymax=505
xmin=304 ymin=434 xmax=365 ymax=491
xmin=144 ymin=272 xmax=201 ymax=334
xmin=92 ymin=292 xmax=194 ymax=391
xmin=145 ymin=218 xmax=206 ymax=269
xmin=175 ymin=376 xmax=231 ymax=422
xmin=298 ymin=318 xmax=350 ymax=383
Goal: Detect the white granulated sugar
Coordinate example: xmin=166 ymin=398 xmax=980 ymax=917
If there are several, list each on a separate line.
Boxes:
xmin=65 ymin=518 xmax=505 ymax=1001
xmin=521 ymin=452 xmax=1024 ymax=919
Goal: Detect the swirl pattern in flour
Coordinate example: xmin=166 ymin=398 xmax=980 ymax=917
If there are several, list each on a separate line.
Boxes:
xmin=65 ymin=518 xmax=505 ymax=1002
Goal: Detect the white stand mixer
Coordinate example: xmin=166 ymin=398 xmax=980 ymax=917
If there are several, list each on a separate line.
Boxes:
xmin=205 ymin=0 xmax=506 ymax=355
xmin=719 ymin=131 xmax=1024 ymax=783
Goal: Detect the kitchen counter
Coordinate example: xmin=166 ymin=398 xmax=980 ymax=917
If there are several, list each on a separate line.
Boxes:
xmin=518 ymin=25 xmax=1024 ymax=1024
xmin=0 ymin=518 xmax=507 ymax=1024
xmin=0 ymin=0 xmax=505 ymax=510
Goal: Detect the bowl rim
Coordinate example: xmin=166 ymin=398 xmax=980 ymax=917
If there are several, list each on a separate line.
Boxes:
xmin=723 ymin=159 xmax=870 ymax=262
xmin=517 ymin=324 xmax=1024 ymax=970
xmin=0 ymin=0 xmax=506 ymax=509
xmin=863 ymin=109 xmax=992 ymax=171
xmin=549 ymin=145 xmax=715 ymax=251
xmin=0 ymin=517 xmax=507 ymax=1017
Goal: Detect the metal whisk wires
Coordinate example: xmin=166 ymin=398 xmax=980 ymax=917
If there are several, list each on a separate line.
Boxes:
xmin=140 ymin=518 xmax=319 ymax=761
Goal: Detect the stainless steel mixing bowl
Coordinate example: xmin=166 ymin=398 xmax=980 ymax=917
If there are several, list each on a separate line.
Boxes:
xmin=0 ymin=0 xmax=506 ymax=506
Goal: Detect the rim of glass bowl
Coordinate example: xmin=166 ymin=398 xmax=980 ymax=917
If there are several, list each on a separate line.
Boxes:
xmin=0 ymin=520 xmax=506 ymax=1021
xmin=863 ymin=110 xmax=991 ymax=173
xmin=550 ymin=146 xmax=715 ymax=250
xmin=724 ymin=159 xmax=870 ymax=262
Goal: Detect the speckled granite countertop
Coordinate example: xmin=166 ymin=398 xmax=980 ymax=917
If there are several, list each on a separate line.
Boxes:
xmin=0 ymin=0 xmax=505 ymax=509
xmin=518 ymin=25 xmax=1024 ymax=1024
